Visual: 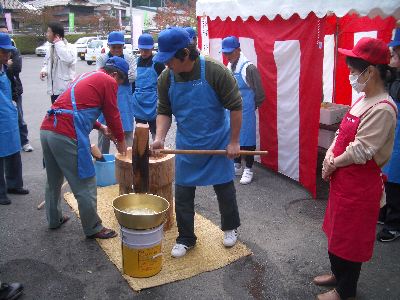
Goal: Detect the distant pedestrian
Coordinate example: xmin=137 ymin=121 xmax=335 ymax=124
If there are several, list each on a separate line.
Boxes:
xmin=0 ymin=25 xmax=33 ymax=152
xmin=222 ymin=36 xmax=265 ymax=185
xmin=40 ymin=22 xmax=76 ymax=104
xmin=0 ymin=32 xmax=29 ymax=205
xmin=96 ymin=31 xmax=136 ymax=153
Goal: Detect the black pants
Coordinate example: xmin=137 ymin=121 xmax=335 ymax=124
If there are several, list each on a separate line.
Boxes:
xmin=0 ymin=151 xmax=23 ymax=199
xmin=15 ymin=95 xmax=29 ymax=146
xmin=234 ymin=145 xmax=256 ymax=169
xmin=381 ymin=182 xmax=400 ymax=231
xmin=175 ymin=181 xmax=241 ymax=247
xmin=136 ymin=118 xmax=156 ymax=139
xmin=329 ymin=252 xmax=362 ymax=299
xmin=50 ymin=94 xmax=59 ymax=104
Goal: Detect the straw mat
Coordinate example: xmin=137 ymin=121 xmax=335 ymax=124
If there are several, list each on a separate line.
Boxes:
xmin=64 ymin=185 xmax=252 ymax=291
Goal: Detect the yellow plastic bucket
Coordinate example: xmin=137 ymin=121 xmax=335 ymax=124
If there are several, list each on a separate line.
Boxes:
xmin=121 ymin=224 xmax=163 ymax=278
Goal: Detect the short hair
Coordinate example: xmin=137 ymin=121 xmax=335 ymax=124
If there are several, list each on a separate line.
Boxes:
xmin=47 ymin=22 xmax=64 ymax=38
xmin=174 ymin=43 xmax=199 ymax=62
xmin=102 ymin=65 xmax=127 ymax=82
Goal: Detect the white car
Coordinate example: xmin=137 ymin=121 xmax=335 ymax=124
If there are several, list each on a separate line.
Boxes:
xmin=35 ymin=41 xmax=50 ymax=57
xmin=85 ymin=39 xmax=136 ymax=65
xmin=74 ymin=36 xmax=97 ymax=60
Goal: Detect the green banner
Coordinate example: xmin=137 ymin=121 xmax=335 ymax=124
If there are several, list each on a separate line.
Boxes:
xmin=69 ymin=13 xmax=74 ymax=32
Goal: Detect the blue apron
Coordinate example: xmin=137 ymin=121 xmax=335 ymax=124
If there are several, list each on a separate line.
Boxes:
xmin=99 ymin=55 xmax=134 ymax=131
xmin=383 ymin=101 xmax=400 ymax=184
xmin=233 ymin=61 xmax=256 ymax=146
xmin=132 ymin=59 xmax=158 ymax=121
xmin=0 ymin=70 xmax=20 ymax=157
xmin=47 ymin=72 xmax=101 ymax=179
xmin=169 ymin=56 xmax=234 ymax=186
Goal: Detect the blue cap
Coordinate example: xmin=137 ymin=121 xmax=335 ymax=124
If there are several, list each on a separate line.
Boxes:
xmin=184 ymin=27 xmax=197 ymax=41
xmin=389 ymin=28 xmax=400 ymax=48
xmin=105 ymin=56 xmax=129 ymax=76
xmin=108 ymin=31 xmax=125 ymax=45
xmin=221 ymin=36 xmax=240 ymax=53
xmin=153 ymin=27 xmax=191 ymax=63
xmin=138 ymin=33 xmax=154 ymax=50
xmin=0 ymin=33 xmax=16 ymax=51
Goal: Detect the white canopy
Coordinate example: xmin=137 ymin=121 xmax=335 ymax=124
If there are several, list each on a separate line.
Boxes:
xmin=196 ymin=0 xmax=400 ymax=21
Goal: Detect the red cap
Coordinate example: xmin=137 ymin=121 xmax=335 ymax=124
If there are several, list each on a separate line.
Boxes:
xmin=338 ymin=37 xmax=390 ymax=65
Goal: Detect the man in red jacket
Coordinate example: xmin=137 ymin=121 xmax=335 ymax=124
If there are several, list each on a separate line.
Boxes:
xmin=40 ymin=57 xmax=128 ymax=239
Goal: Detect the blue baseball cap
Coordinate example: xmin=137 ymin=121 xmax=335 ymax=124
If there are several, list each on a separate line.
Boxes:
xmin=105 ymin=56 xmax=129 ymax=76
xmin=153 ymin=27 xmax=191 ymax=63
xmin=389 ymin=28 xmax=400 ymax=48
xmin=108 ymin=31 xmax=125 ymax=45
xmin=0 ymin=33 xmax=16 ymax=51
xmin=184 ymin=27 xmax=197 ymax=41
xmin=221 ymin=36 xmax=240 ymax=53
xmin=138 ymin=33 xmax=154 ymax=50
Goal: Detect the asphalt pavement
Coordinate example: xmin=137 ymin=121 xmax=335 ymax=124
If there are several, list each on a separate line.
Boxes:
xmin=0 ymin=56 xmax=399 ymax=300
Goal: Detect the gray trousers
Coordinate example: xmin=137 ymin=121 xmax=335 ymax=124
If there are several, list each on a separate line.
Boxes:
xmin=40 ymin=130 xmax=103 ymax=236
xmin=97 ymin=131 xmax=133 ymax=154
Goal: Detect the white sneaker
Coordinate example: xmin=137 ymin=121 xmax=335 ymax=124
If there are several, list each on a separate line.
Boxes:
xmin=223 ymin=229 xmax=238 ymax=247
xmin=22 ymin=143 xmax=34 ymax=152
xmin=171 ymin=243 xmax=192 ymax=258
xmin=240 ymin=168 xmax=253 ymax=184
xmin=234 ymin=163 xmax=242 ymax=176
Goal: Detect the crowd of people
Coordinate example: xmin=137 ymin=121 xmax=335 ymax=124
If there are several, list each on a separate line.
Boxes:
xmin=0 ymin=21 xmax=399 ymax=300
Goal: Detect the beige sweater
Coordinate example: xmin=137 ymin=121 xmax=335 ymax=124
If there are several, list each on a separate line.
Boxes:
xmin=332 ymin=93 xmax=397 ymax=168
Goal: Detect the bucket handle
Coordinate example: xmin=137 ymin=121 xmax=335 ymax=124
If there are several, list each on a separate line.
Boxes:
xmin=152 ymin=253 xmax=162 ymax=259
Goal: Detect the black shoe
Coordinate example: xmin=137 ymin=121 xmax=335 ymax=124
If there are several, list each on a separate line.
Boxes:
xmin=377 ymin=228 xmax=400 ymax=242
xmin=0 ymin=196 xmax=11 ymax=205
xmin=0 ymin=282 xmax=24 ymax=300
xmin=7 ymin=188 xmax=29 ymax=195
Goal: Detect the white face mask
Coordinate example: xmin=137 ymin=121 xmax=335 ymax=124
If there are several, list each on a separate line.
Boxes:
xmin=348 ymin=68 xmax=370 ymax=93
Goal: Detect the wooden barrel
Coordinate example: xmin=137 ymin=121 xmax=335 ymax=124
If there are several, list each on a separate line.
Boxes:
xmin=115 ymin=147 xmax=175 ymax=231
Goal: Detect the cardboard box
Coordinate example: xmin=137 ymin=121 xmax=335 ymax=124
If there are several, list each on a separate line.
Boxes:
xmin=318 ymin=129 xmax=336 ymax=149
xmin=320 ymin=103 xmax=350 ymax=125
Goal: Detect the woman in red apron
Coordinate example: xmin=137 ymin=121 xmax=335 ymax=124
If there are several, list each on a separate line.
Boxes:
xmin=314 ymin=38 xmax=398 ymax=300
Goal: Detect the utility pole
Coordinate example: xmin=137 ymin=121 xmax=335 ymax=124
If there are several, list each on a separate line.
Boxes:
xmin=130 ymin=0 xmax=133 ymax=48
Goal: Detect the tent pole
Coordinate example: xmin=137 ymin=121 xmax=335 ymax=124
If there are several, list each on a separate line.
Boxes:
xmin=332 ymin=16 xmax=339 ymax=104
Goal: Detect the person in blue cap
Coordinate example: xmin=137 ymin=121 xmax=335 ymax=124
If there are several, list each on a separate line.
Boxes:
xmin=0 ymin=32 xmax=29 ymax=205
xmin=377 ymin=28 xmax=400 ymax=242
xmin=184 ymin=27 xmax=197 ymax=47
xmin=40 ymin=56 xmax=128 ymax=239
xmin=96 ymin=31 xmax=137 ymax=153
xmin=221 ymin=36 xmax=265 ymax=185
xmin=151 ymin=27 xmax=243 ymax=258
xmin=132 ymin=33 xmax=165 ymax=139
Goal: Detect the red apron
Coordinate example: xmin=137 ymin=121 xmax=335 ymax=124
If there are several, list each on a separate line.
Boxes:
xmin=322 ymin=98 xmax=396 ymax=262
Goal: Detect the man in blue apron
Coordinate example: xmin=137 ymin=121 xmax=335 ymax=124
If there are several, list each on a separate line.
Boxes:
xmin=132 ymin=33 xmax=165 ymax=140
xmin=0 ymin=32 xmax=29 ymax=205
xmin=222 ymin=36 xmax=265 ymax=185
xmin=40 ymin=57 xmax=128 ymax=239
xmin=152 ymin=27 xmax=243 ymax=258
xmin=96 ymin=31 xmax=136 ymax=153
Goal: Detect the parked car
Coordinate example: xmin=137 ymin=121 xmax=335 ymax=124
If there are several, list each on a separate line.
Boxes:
xmin=85 ymin=39 xmax=136 ymax=65
xmin=85 ymin=40 xmax=108 ymax=65
xmin=35 ymin=41 xmax=50 ymax=57
xmin=74 ymin=36 xmax=97 ymax=60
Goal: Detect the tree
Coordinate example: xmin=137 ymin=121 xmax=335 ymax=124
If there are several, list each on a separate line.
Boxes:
xmin=153 ymin=0 xmax=196 ymax=30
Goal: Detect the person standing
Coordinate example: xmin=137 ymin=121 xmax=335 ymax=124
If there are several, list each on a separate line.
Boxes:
xmin=315 ymin=38 xmax=398 ymax=300
xmin=40 ymin=22 xmax=76 ymax=104
xmin=0 ymin=33 xmax=29 ymax=205
xmin=152 ymin=27 xmax=242 ymax=258
xmin=40 ymin=57 xmax=128 ymax=239
xmin=377 ymin=29 xmax=400 ymax=242
xmin=96 ymin=31 xmax=136 ymax=153
xmin=0 ymin=25 xmax=33 ymax=152
xmin=132 ymin=33 xmax=165 ymax=139
xmin=221 ymin=36 xmax=265 ymax=185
